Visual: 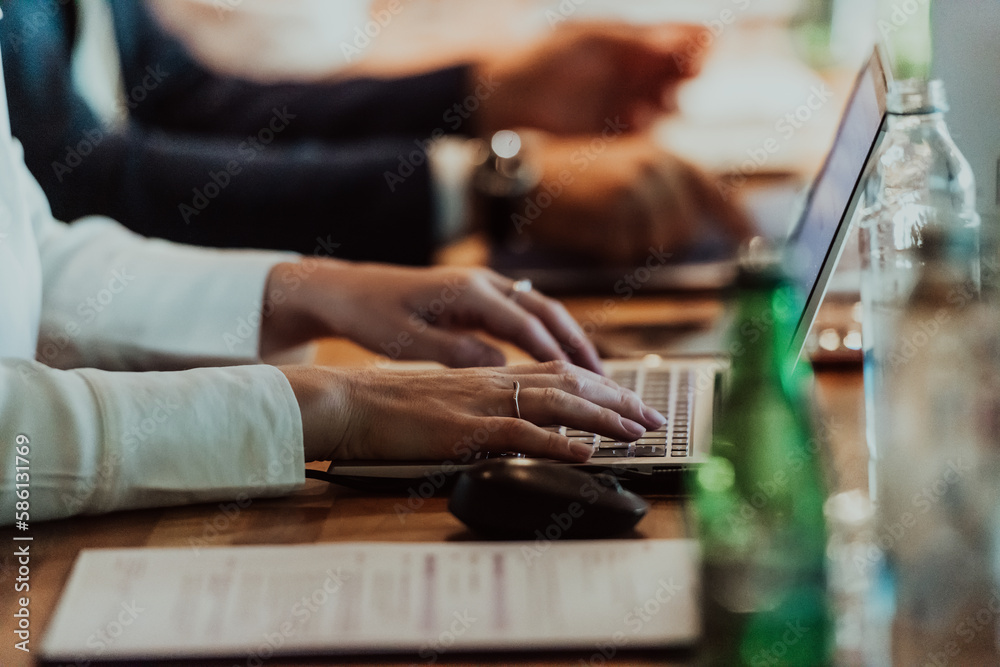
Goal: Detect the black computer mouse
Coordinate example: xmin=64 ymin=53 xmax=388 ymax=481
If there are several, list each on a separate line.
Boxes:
xmin=448 ymin=459 xmax=649 ymax=540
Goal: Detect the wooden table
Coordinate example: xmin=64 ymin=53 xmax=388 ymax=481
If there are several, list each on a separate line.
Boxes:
xmin=0 ymin=296 xmax=868 ymax=667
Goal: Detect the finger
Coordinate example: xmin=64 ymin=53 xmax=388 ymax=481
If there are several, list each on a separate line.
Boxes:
xmin=469 ymin=287 xmax=574 ymax=366
xmin=491 ymin=362 xmax=666 ymax=428
xmin=515 ymin=370 xmax=665 ymax=429
xmin=394 ymin=325 xmax=507 ymax=368
xmin=482 ymin=418 xmax=595 ymax=462
xmin=518 ymin=387 xmax=646 ymax=441
xmin=511 ymin=290 xmax=604 ymax=375
xmin=492 ymin=360 xmax=620 ymax=389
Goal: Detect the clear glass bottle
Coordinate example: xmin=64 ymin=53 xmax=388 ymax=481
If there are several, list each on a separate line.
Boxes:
xmin=875 ymin=227 xmax=1000 ymax=665
xmin=858 ymin=79 xmax=980 ymax=501
xmin=691 ymin=258 xmax=832 ymax=666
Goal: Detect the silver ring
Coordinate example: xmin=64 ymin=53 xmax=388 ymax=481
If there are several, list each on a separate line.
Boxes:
xmin=509 ymin=279 xmax=533 ymax=301
xmin=512 ymin=380 xmax=522 ymax=419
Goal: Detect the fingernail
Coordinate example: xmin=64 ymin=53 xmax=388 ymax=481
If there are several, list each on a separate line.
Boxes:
xmin=569 ymin=441 xmax=595 ymax=460
xmin=642 ymin=405 xmax=667 ymax=428
xmin=621 ymin=418 xmax=646 ymax=439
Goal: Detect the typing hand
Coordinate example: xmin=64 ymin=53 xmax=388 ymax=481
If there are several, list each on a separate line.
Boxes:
xmin=475 ymin=22 xmax=709 ymax=137
xmin=261 ymin=263 xmax=602 ymax=373
xmin=515 ymin=133 xmax=755 ymax=263
xmin=280 ymin=361 xmax=666 ymax=462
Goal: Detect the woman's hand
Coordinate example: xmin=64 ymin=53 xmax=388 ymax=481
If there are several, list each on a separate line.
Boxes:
xmin=281 ymin=361 xmax=666 ymax=463
xmin=261 ymin=263 xmax=602 ymax=373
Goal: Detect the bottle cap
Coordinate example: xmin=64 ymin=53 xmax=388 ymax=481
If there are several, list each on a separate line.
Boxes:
xmin=734 ymin=237 xmax=789 ymax=288
xmin=887 ymin=79 xmax=949 ymax=115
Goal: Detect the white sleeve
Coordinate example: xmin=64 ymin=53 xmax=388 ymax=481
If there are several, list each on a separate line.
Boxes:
xmin=15 ymin=139 xmax=297 ymax=371
xmin=1 ymin=359 xmax=304 ymax=525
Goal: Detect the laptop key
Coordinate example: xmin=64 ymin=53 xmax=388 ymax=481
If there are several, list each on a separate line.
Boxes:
xmin=591 ymin=446 xmax=631 ymax=458
xmin=634 ymin=445 xmax=667 ymax=457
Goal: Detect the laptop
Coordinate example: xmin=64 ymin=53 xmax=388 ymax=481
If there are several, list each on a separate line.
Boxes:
xmin=320 ymin=52 xmax=889 ymax=492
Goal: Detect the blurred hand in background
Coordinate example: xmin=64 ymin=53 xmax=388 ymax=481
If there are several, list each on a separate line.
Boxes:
xmin=476 ymin=22 xmax=708 ymax=137
xmin=502 ymin=132 xmax=754 ymax=264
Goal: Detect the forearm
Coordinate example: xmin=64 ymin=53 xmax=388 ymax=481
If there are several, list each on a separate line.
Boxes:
xmin=259 ymin=260 xmax=342 ymax=358
xmin=0 ymin=360 xmax=303 ymax=524
xmin=37 ymin=214 xmax=296 ymax=370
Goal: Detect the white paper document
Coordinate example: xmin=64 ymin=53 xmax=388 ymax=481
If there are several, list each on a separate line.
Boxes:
xmin=41 ymin=539 xmax=700 ymax=661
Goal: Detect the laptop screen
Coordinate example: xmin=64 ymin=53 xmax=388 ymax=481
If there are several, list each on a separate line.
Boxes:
xmin=786 ymin=53 xmax=889 ymax=356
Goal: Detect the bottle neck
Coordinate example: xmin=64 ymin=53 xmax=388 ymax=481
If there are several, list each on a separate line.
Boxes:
xmin=886 ymin=110 xmax=950 ymax=135
xmin=730 ymin=284 xmax=797 ymax=380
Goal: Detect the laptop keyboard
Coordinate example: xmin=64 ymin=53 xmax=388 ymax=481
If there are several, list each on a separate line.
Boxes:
xmin=472 ymin=363 xmax=698 ymax=462
xmin=553 ymin=366 xmax=693 ymax=459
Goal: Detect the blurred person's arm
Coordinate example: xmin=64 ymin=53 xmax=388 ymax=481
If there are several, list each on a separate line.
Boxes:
xmin=0 ymin=0 xmax=441 ymax=265
xmin=109 ymin=0 xmax=474 ymax=141
xmin=498 ymin=132 xmax=755 ymax=263
xmin=112 ymin=2 xmax=707 ymax=142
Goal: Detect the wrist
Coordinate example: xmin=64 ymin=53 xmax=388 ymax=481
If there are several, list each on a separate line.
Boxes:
xmin=260 ymin=260 xmax=346 ymax=357
xmin=280 ymin=365 xmax=352 ymax=462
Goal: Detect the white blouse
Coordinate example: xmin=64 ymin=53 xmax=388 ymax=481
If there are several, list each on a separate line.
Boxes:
xmin=0 ymin=21 xmax=305 ymax=524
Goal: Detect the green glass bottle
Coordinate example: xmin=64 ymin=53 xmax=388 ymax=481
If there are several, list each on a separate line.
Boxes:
xmin=691 ymin=260 xmax=832 ymax=666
